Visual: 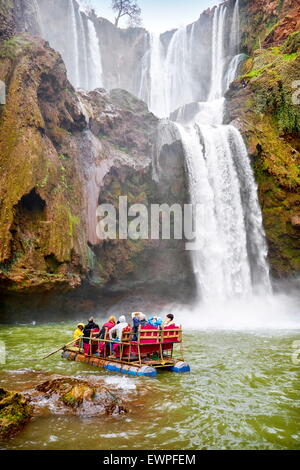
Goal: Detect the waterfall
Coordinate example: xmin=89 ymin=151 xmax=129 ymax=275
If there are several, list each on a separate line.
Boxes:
xmin=175 ymin=111 xmax=271 ymax=300
xmin=225 ymin=53 xmax=247 ymax=90
xmin=149 ymin=33 xmax=166 ymax=118
xmin=78 ymin=10 xmax=89 ymax=90
xmin=32 ymin=0 xmax=43 ymax=35
xmin=230 ymin=0 xmax=240 ymax=56
xmin=208 ymin=4 xmax=227 ymax=101
xmin=153 ymin=2 xmax=271 ymax=301
xmin=69 ymin=0 xmax=80 ymax=88
xmin=176 ymin=121 xmax=253 ymax=299
xmin=87 ymin=19 xmax=103 ymax=90
xmin=147 ymin=25 xmax=197 ymax=118
xmin=34 ymin=0 xmax=271 ymax=302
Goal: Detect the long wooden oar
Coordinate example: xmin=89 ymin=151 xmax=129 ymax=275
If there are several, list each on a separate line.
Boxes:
xmin=42 ymin=338 xmax=79 ymax=360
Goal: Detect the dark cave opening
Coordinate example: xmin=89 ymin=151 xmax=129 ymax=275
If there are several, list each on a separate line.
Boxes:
xmin=17 ymin=189 xmax=46 ymax=214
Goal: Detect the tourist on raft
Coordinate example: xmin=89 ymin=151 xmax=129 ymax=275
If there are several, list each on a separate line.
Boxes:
xmin=162 ymin=314 xmax=175 ymax=328
xmin=97 ymin=316 xmax=117 ymax=339
xmin=132 ymin=312 xmax=149 ymax=341
xmin=109 ymin=315 xmax=128 ymax=357
xmin=73 ymin=322 xmax=84 ymax=344
xmin=148 ymin=316 xmax=163 ymax=327
xmin=109 ymin=315 xmax=128 ymax=342
xmin=96 ymin=315 xmax=117 ymax=355
xmin=83 ymin=316 xmax=100 ymax=356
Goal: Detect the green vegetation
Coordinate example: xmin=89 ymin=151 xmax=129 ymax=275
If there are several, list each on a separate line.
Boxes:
xmin=0 ymin=388 xmax=31 ymax=439
xmin=0 ymin=36 xmax=32 ymax=59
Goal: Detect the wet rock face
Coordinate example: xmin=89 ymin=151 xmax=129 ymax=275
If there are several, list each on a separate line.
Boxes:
xmin=225 ymin=17 xmax=300 ymax=277
xmin=0 ymin=1 xmax=15 ymax=41
xmin=239 ymin=0 xmax=300 ymax=53
xmin=0 ymin=29 xmax=195 ymax=317
xmin=78 ymin=89 xmax=194 ymax=297
xmin=0 ymin=388 xmax=31 ymax=439
xmin=0 ymin=35 xmax=89 ymax=297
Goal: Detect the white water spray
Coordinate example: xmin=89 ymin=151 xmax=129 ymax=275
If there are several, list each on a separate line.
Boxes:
xmin=78 ymin=10 xmax=89 ymax=90
xmin=69 ymin=0 xmax=80 ymax=88
xmin=87 ymin=19 xmax=103 ymax=90
xmin=225 ymin=53 xmax=246 ymax=91
xmin=230 ymin=0 xmax=240 ymax=56
xmin=147 ymin=25 xmax=197 ymax=118
xmin=208 ymin=4 xmax=227 ymax=100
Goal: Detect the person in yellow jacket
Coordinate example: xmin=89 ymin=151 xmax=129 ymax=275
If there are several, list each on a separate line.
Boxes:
xmin=73 ymin=323 xmax=84 ymax=344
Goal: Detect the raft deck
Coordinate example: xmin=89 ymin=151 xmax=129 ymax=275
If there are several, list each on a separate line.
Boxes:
xmin=62 ymin=326 xmax=190 ymax=377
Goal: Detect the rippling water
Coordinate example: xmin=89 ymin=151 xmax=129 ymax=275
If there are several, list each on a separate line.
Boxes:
xmin=0 ymin=323 xmax=299 ymax=450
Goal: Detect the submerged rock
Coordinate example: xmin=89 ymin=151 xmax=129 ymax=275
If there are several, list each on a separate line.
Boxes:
xmin=0 ymin=388 xmax=31 ymax=439
xmin=34 ymin=376 xmax=128 ymax=416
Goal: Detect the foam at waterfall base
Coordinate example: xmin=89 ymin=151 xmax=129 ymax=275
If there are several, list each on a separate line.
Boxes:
xmin=171 ymin=98 xmax=225 ymax=126
xmin=167 ymin=293 xmax=300 ymax=330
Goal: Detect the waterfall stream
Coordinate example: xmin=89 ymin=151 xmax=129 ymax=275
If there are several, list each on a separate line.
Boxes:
xmin=36 ymin=0 xmax=270 ymax=302
xmin=69 ymin=0 xmax=80 ymax=88
xmin=87 ymin=19 xmax=104 ymax=90
xmin=152 ymin=0 xmax=271 ymax=301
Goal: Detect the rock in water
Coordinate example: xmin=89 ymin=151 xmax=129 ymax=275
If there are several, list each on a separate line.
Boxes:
xmin=34 ymin=376 xmax=128 ymax=416
xmin=0 ymin=388 xmax=31 ymax=439
xmin=61 ymin=384 xmax=95 ymax=408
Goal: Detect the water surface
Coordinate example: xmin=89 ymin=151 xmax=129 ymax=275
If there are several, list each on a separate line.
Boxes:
xmin=0 ymin=323 xmax=299 ymax=450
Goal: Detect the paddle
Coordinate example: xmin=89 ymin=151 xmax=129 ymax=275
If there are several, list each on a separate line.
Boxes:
xmin=42 ymin=338 xmax=79 ymax=360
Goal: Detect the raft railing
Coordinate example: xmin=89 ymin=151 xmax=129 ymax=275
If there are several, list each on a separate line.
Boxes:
xmin=73 ymin=326 xmax=185 ymax=366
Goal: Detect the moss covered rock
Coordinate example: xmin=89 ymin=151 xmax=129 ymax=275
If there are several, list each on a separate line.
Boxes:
xmin=0 ymin=35 xmax=89 ymax=295
xmin=226 ymin=36 xmax=300 ymax=277
xmin=0 ymin=387 xmax=31 ymax=439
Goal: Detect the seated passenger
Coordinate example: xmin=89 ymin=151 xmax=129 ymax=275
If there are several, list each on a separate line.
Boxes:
xmin=109 ymin=315 xmax=128 ymax=342
xmin=162 ymin=314 xmax=175 ymax=328
xmin=98 ymin=316 xmax=117 ymax=339
xmin=148 ymin=316 xmax=163 ymax=327
xmin=97 ymin=316 xmax=117 ymax=356
xmin=132 ymin=312 xmax=148 ymax=341
xmin=131 ymin=312 xmax=141 ymax=340
xmin=109 ymin=315 xmax=129 ymax=357
xmin=83 ymin=316 xmax=100 ymax=356
xmin=139 ymin=313 xmax=148 ymax=327
xmin=73 ymin=323 xmax=84 ymax=345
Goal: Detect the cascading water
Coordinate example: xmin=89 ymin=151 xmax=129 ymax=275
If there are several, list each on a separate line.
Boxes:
xmin=146 ymin=25 xmax=197 ymax=118
xmin=208 ymin=4 xmax=227 ymax=101
xmin=225 ymin=53 xmax=247 ymax=91
xmin=78 ymin=9 xmax=90 ymax=90
xmin=37 ymin=0 xmax=103 ymax=91
xmin=32 ymin=0 xmax=43 ymax=35
xmin=36 ymin=0 xmax=272 ymax=305
xmin=229 ymin=0 xmax=240 ymax=56
xmin=69 ymin=0 xmax=80 ymax=88
xmin=87 ymin=19 xmax=104 ymax=90
xmin=155 ymin=0 xmax=271 ymax=303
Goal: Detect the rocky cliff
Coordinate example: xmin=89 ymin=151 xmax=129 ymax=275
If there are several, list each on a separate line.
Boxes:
xmin=0 ymin=0 xmax=299 ymax=320
xmin=0 ymin=6 xmax=194 ymax=320
xmin=225 ymin=0 xmax=300 ymax=277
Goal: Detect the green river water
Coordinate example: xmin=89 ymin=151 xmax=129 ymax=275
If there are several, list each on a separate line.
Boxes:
xmin=0 ymin=322 xmax=299 ymax=450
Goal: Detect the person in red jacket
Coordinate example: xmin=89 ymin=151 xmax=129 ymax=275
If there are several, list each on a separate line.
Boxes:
xmin=97 ymin=316 xmax=117 ymax=355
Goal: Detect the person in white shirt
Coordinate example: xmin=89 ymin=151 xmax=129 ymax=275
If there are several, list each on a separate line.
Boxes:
xmin=109 ymin=315 xmax=128 ymax=342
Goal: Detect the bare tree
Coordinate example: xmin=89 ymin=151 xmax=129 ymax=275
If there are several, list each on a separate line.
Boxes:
xmin=112 ymin=0 xmax=142 ymax=27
